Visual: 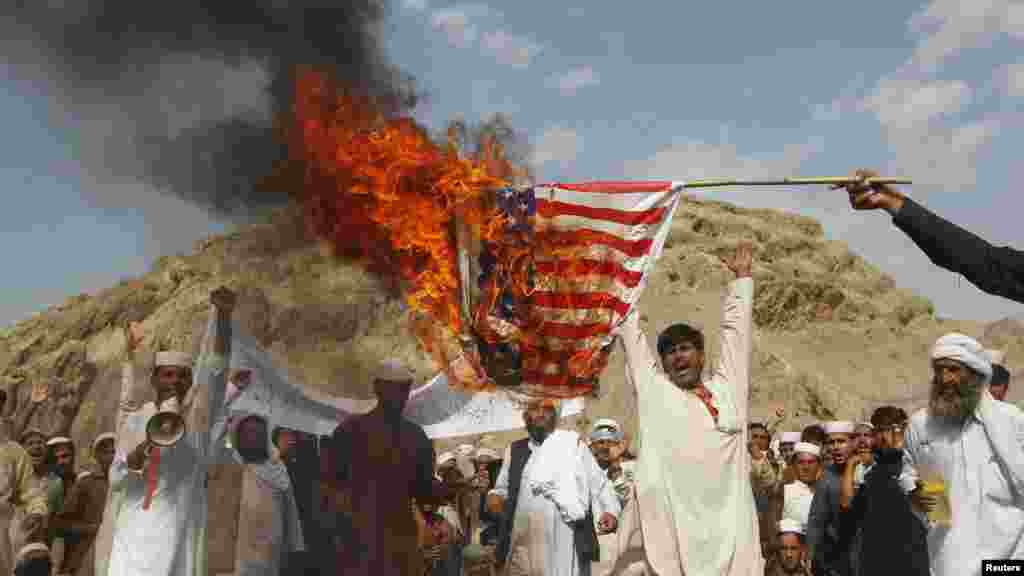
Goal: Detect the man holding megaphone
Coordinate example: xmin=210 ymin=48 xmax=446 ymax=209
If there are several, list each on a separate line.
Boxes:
xmin=106 ymin=287 xmax=236 ymax=576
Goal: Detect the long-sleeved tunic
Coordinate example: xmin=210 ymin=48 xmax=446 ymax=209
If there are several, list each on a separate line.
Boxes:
xmin=617 ymin=277 xmax=763 ymax=576
xmin=490 ymin=429 xmax=620 ymax=576
xmin=106 ymin=309 xmax=232 ymax=576
xmin=903 ymin=389 xmax=1024 ymax=576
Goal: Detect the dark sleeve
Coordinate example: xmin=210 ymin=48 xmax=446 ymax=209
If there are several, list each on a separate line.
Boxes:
xmin=414 ymin=426 xmax=436 ymax=501
xmin=331 ymin=422 xmax=351 ymax=484
xmin=893 ymin=197 xmax=1024 ymax=303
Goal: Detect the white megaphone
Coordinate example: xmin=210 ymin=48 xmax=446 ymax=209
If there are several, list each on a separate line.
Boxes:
xmin=146 ymin=397 xmax=186 ymax=447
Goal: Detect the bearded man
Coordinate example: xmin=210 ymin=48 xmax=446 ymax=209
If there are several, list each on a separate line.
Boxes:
xmin=486 ymin=398 xmax=620 ymax=576
xmin=615 ymin=241 xmax=763 ymax=576
xmin=107 ymin=287 xmax=236 ymax=576
xmin=903 ymin=333 xmax=1024 ymax=576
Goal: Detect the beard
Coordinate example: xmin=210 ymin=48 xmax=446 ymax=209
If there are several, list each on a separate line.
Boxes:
xmin=527 ymin=423 xmax=551 ymax=444
xmin=929 ymin=378 xmax=980 ymax=420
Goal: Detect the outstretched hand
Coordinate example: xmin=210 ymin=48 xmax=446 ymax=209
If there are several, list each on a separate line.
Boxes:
xmin=29 ymin=380 xmax=49 ymax=404
xmin=720 ymin=241 xmax=753 ymax=279
xmin=834 ymin=168 xmax=905 ymax=213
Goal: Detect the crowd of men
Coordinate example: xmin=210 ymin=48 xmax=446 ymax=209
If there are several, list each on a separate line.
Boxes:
xmin=0 ymin=170 xmax=1021 ymax=575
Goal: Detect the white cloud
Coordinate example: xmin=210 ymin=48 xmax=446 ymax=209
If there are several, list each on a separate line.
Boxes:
xmin=907 ymin=0 xmax=1021 ymax=72
xmin=531 ymin=126 xmax=581 ymax=168
xmin=480 ymin=30 xmax=543 ymax=68
xmin=862 ymin=78 xmax=971 ymax=130
xmin=431 ymin=7 xmax=478 ymax=48
xmin=1003 ymin=63 xmax=1024 ymax=97
xmin=403 ymin=0 xmax=428 ymax=12
xmin=548 ymin=66 xmax=600 ymax=97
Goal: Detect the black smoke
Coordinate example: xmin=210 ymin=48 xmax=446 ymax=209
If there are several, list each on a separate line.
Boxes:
xmin=1 ymin=1 xmax=416 ymax=219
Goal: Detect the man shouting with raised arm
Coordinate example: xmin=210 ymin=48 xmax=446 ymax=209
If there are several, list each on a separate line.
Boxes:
xmin=615 ymin=241 xmax=763 ymax=576
xmin=107 ymin=287 xmax=235 ymax=576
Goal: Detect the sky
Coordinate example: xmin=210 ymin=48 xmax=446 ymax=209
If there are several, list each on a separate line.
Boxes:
xmin=1 ymin=0 xmax=1023 ymax=327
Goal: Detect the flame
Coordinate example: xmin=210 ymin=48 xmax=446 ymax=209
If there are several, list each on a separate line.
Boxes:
xmin=290 ymin=69 xmax=524 ymax=389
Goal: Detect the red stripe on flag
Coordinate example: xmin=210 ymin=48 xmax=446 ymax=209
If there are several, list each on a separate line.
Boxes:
xmin=533 ymin=259 xmax=643 ymax=288
xmin=531 ymin=292 xmax=631 ymax=316
xmin=537 ymin=321 xmax=611 ymax=340
xmin=540 ymin=181 xmax=676 ymax=193
xmin=541 ymin=230 xmax=654 ymax=258
xmin=536 ymin=199 xmax=667 ymax=226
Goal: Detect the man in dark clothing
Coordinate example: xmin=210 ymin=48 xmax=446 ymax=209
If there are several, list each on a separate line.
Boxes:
xmin=274 ymin=427 xmax=319 ymax=575
xmin=806 ymin=421 xmax=856 ymax=576
xmin=841 ymin=168 xmax=1024 ymax=304
xmin=837 ymin=406 xmax=929 ymax=576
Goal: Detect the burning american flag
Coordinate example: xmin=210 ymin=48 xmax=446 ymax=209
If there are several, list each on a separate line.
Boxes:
xmin=291 ymin=70 xmax=683 ymax=398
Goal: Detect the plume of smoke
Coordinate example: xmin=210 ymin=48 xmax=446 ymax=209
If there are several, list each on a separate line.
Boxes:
xmin=1 ymin=0 xmax=416 ymax=220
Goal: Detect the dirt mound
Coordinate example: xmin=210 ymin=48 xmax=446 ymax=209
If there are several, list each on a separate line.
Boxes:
xmin=0 ymin=195 xmax=1003 ymax=459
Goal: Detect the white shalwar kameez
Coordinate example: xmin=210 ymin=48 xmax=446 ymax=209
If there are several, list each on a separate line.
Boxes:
xmin=904 ymin=389 xmax=1024 ymax=576
xmin=617 ymin=277 xmax=763 ymax=576
xmin=781 ymin=481 xmax=814 ymax=527
xmin=106 ymin=311 xmax=232 ymax=576
xmin=492 ymin=428 xmax=620 ymax=576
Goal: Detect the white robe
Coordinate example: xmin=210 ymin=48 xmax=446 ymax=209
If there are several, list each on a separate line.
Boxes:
xmin=617 ymin=277 xmax=763 ymax=576
xmin=781 ymin=481 xmax=813 ymax=527
xmin=491 ymin=430 xmax=620 ymax=576
xmin=106 ymin=310 xmax=232 ymax=576
xmin=903 ymin=391 xmax=1024 ymax=576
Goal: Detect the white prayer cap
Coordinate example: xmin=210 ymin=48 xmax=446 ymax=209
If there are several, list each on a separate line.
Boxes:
xmin=931 ymin=333 xmax=993 ymax=383
xmin=46 ymin=436 xmax=73 ymax=447
xmin=92 ymin=432 xmax=116 ymax=450
xmin=455 ymin=444 xmax=476 ymax=458
xmin=437 ymin=451 xmax=456 ymax=468
xmin=475 ymin=447 xmax=500 ymax=462
xmin=778 ymin=518 xmax=805 ymax=536
xmin=373 ymin=358 xmax=414 ymax=383
xmin=155 ymin=351 xmax=192 ymax=369
xmin=780 ymin=432 xmax=801 ymax=444
xmin=793 ymin=442 xmax=821 ymax=458
xmin=14 ymin=542 xmax=49 ymax=564
xmin=856 ymin=422 xmax=874 ymax=431
xmin=591 ymin=418 xmax=624 ymax=442
xmin=823 ymin=421 xmax=855 ymax=435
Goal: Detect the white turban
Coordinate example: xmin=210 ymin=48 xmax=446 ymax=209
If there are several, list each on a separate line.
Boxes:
xmin=373 ymin=359 xmax=414 ymax=383
xmin=931 ymin=333 xmax=993 ymax=385
xmin=155 ymin=351 xmax=192 ymax=369
xmin=778 ymin=518 xmax=805 ymax=536
xmin=856 ymin=422 xmax=874 ymax=431
xmin=823 ymin=421 xmax=855 ymax=435
xmin=92 ymin=432 xmax=116 ymax=450
xmin=437 ymin=451 xmax=456 ymax=468
xmin=14 ymin=542 xmax=49 ymax=564
xmin=793 ymin=442 xmax=821 ymax=458
xmin=475 ymin=447 xmax=500 ymax=462
xmin=46 ymin=436 xmax=73 ymax=447
xmin=780 ymin=432 xmax=801 ymax=444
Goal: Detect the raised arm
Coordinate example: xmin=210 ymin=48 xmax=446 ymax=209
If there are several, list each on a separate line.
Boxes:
xmin=117 ymin=322 xmax=150 ymax=434
xmin=184 ymin=287 xmax=235 ymax=443
xmin=11 ymin=380 xmax=49 ymax=440
xmin=617 ymin=308 xmax=666 ymax=401
xmin=704 ymin=242 xmax=754 ymax=432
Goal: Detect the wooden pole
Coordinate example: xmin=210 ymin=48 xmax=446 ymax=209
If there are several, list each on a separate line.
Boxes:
xmin=682 ymin=177 xmax=911 ymax=188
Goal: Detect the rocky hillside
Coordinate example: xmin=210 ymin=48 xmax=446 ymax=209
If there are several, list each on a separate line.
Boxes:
xmin=2 ymin=195 xmax=1022 ymax=463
